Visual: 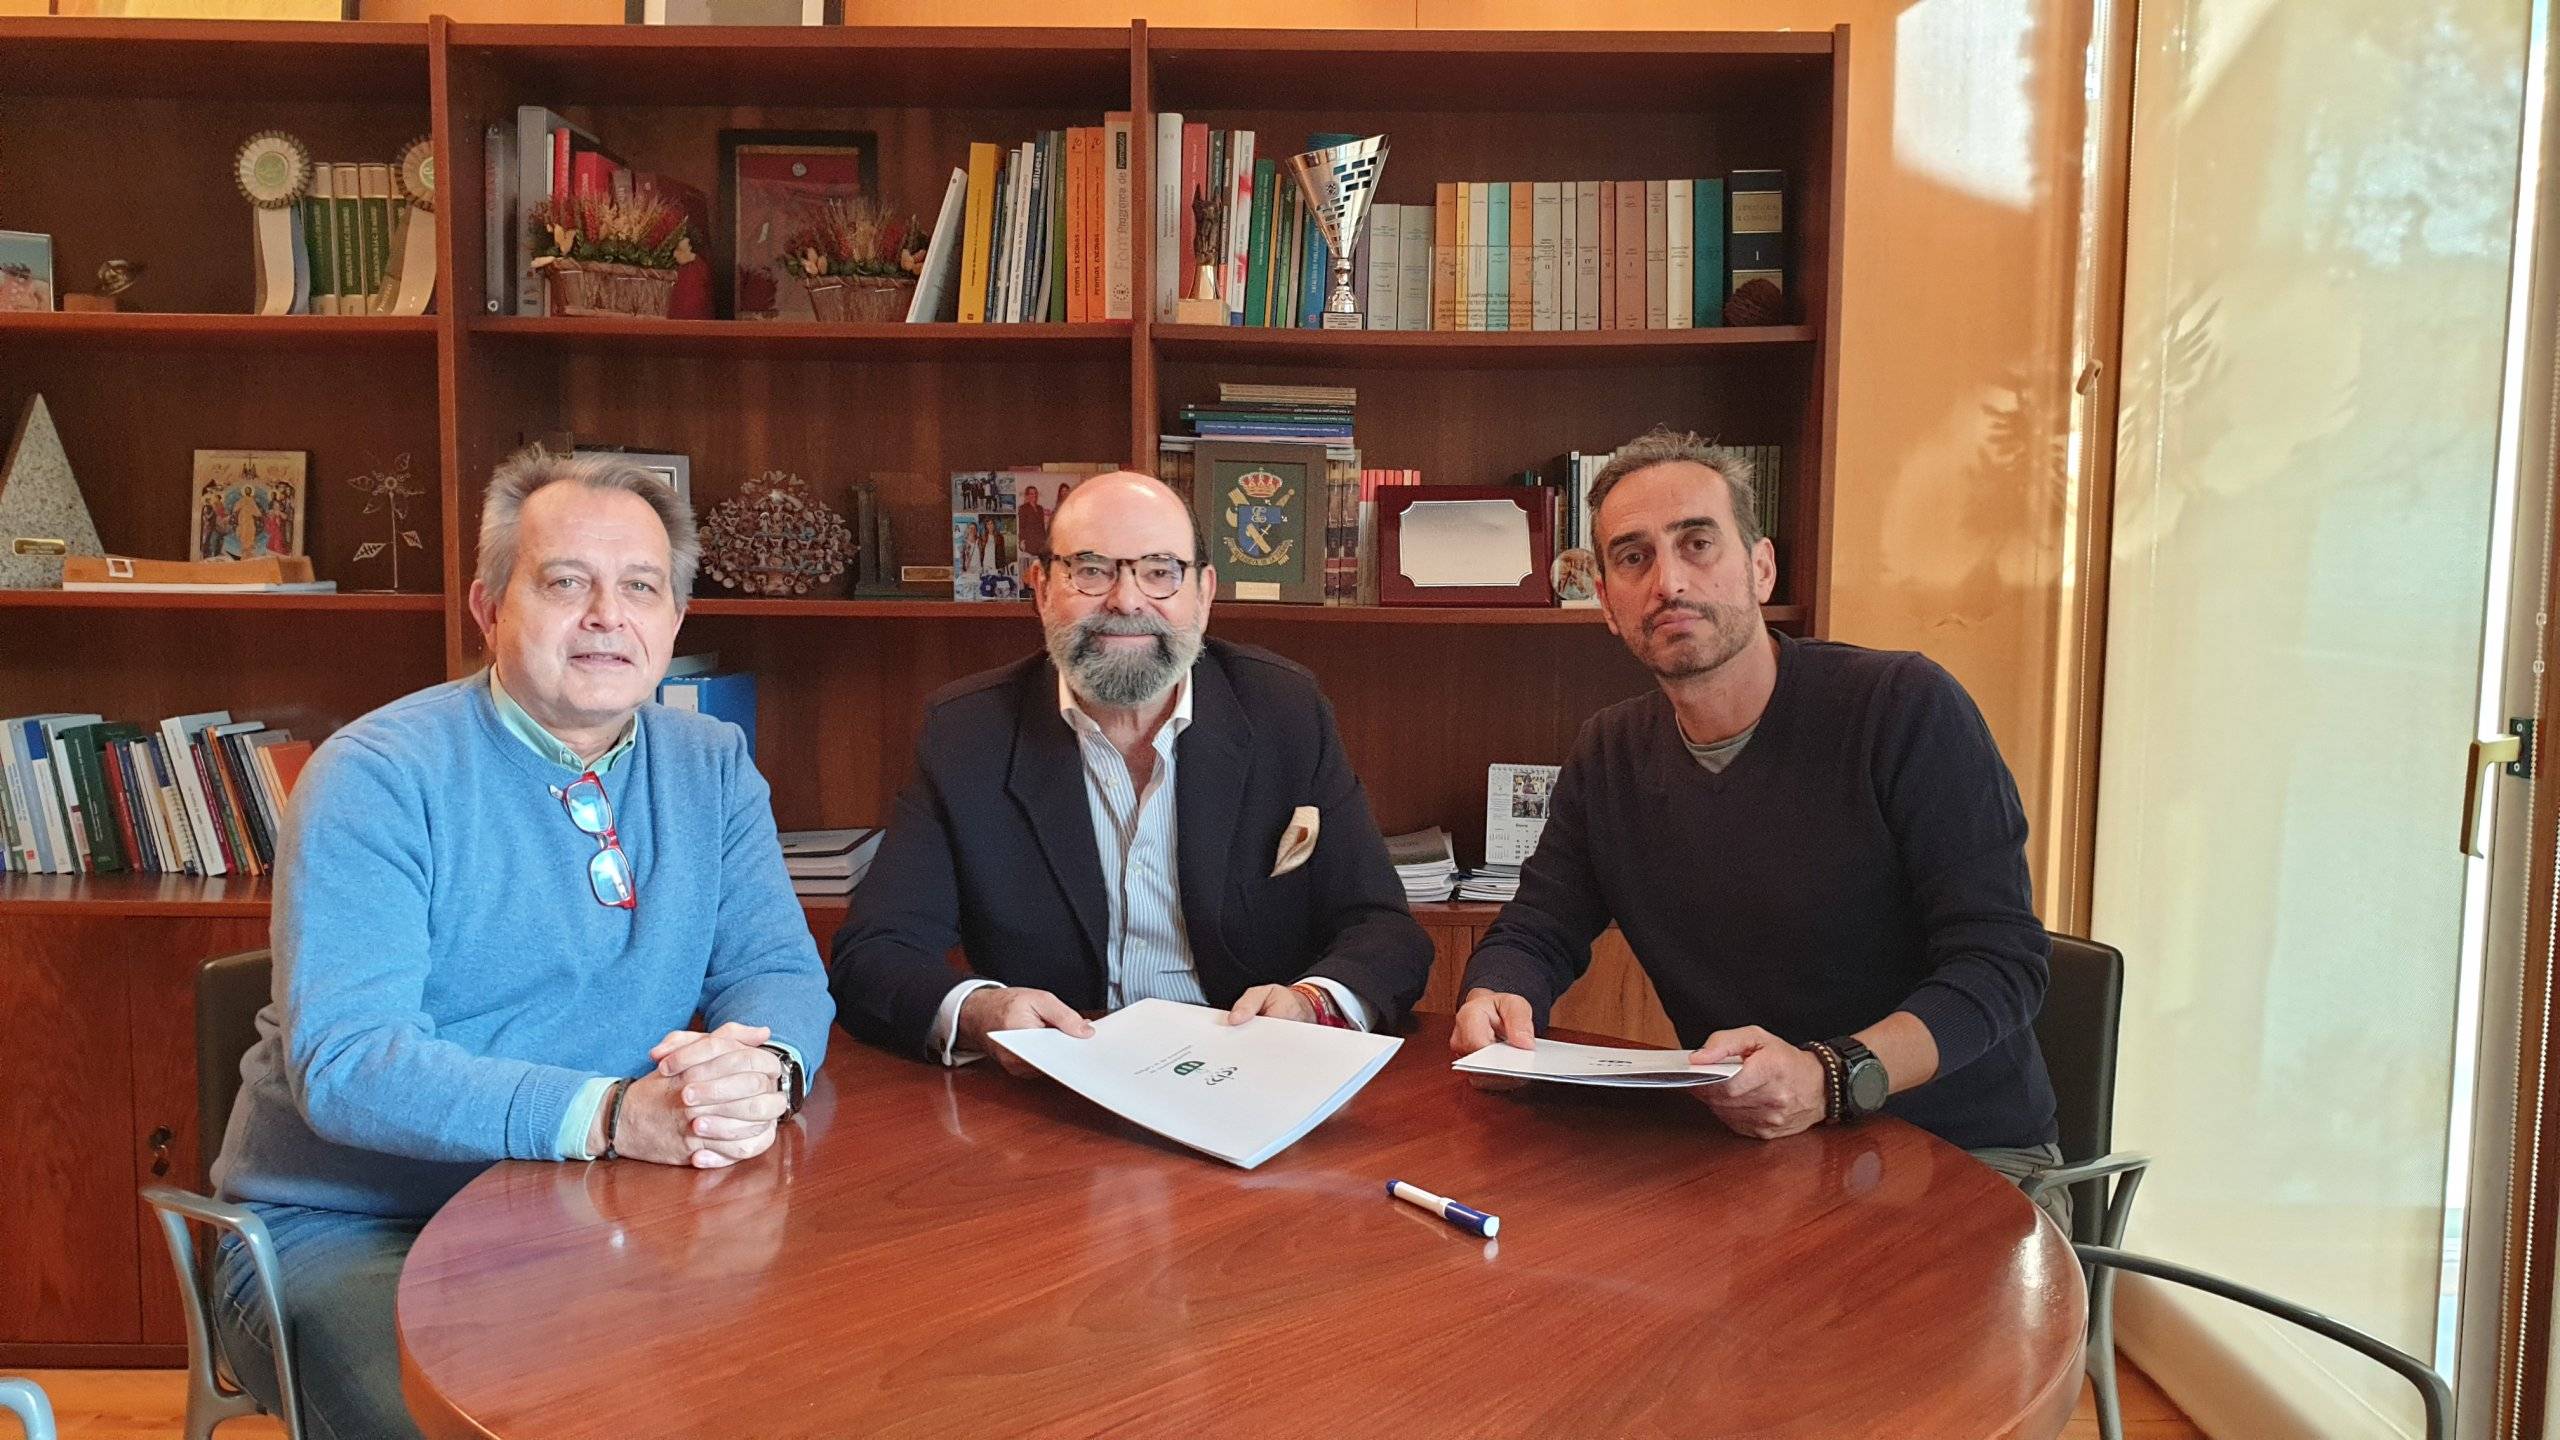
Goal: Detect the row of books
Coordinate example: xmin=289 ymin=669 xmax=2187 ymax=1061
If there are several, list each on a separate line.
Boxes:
xmin=2 ymin=712 xmax=310 ymax=879
xmin=912 ymin=121 xmax=1138 ymax=326
xmin=1153 ymin=131 xmax=1784 ymax=332
xmin=293 ymin=159 xmax=409 ymax=317
xmin=1554 ymin=443 xmax=1788 ymax=555
xmin=1178 ymin=380 xmax=1356 ymax=445
xmin=1418 ymin=175 xmax=1783 ymax=333
xmin=484 ymin=106 xmax=715 ymax=319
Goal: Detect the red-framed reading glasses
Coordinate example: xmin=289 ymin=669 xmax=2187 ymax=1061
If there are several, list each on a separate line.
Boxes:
xmin=549 ymin=770 xmax=636 ymax=910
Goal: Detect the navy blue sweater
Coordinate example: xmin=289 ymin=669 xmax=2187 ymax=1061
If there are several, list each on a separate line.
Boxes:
xmin=1464 ymin=632 xmax=2058 ymax=1151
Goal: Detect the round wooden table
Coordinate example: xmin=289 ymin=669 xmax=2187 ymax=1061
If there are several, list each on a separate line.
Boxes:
xmin=398 ymin=1017 xmax=2085 ymax=1439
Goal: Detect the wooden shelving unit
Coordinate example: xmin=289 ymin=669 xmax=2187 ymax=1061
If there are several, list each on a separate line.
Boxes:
xmin=0 ymin=14 xmax=1842 ymax=1364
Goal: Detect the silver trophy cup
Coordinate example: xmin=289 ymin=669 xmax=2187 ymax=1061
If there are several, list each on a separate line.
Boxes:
xmin=1284 ymin=136 xmax=1389 ymax=330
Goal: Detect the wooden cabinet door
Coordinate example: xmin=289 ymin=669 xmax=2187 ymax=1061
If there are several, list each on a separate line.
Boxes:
xmin=127 ymin=921 xmax=265 ymax=1347
xmin=0 ymin=916 xmax=144 ymax=1346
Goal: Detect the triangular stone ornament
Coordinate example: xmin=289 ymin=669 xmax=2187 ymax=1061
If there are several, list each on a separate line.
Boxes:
xmin=0 ymin=395 xmax=104 ymax=589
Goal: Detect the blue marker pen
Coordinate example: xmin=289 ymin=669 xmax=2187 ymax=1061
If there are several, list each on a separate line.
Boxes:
xmin=1387 ymin=1179 xmax=1500 ymax=1238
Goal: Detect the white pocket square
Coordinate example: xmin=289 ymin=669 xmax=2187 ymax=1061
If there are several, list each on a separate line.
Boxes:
xmin=1271 ymin=806 xmax=1320 ymax=877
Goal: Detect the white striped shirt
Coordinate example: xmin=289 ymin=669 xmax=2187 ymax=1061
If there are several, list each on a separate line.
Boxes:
xmin=927 ymin=670 xmax=1367 ymax=1063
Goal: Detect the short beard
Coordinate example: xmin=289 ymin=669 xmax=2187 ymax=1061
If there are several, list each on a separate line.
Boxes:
xmin=1047 ymin=610 xmax=1203 ymax=709
xmin=1639 ymin=598 xmax=1761 ymax=681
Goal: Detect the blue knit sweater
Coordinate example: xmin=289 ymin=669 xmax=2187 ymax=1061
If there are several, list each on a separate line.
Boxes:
xmin=213 ymin=671 xmax=833 ymax=1218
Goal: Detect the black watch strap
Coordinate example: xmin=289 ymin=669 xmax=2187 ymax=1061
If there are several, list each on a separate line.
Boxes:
xmin=1825 ymin=1035 xmax=1888 ymax=1122
xmin=761 ymin=1043 xmax=806 ymax=1115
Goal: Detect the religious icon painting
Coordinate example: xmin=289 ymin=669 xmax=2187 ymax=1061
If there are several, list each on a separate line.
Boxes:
xmin=189 ymin=450 xmax=309 ymax=563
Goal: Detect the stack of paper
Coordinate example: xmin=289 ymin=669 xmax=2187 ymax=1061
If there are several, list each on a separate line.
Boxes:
xmin=1384 ymin=826 xmax=1458 ymax=902
xmin=992 ymin=998 xmax=1401 ymax=1169
xmin=780 ymin=827 xmax=883 ymax=897
xmin=1456 ymin=863 xmax=1521 ymax=902
xmin=1452 ymin=1037 xmax=1740 ymax=1088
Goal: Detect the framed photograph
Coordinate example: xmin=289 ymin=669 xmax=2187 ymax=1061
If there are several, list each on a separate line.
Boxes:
xmin=189 ymin=450 xmax=309 ymax=563
xmin=1378 ymin=485 xmax=1555 ymax=607
xmin=0 ymin=232 xmax=55 ymax=314
xmin=1192 ymin=439 xmax=1327 ymax=604
xmin=576 ymin=447 xmax=691 ymax=505
xmin=718 ymin=129 xmax=880 ymax=320
xmin=627 ymin=0 xmax=839 ymax=21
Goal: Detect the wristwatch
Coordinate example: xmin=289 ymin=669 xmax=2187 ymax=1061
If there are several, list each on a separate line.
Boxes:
xmin=1822 ymin=1036 xmax=1889 ymax=1122
xmin=760 ymin=1043 xmax=807 ymax=1115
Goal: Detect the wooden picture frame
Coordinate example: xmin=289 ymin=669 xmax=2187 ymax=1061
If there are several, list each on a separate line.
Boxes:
xmin=717 ymin=129 xmax=881 ymax=320
xmin=1191 ymin=439 xmax=1328 ymax=604
xmin=1378 ymin=485 xmax=1555 ymax=607
xmin=188 ymin=450 xmax=309 ymax=563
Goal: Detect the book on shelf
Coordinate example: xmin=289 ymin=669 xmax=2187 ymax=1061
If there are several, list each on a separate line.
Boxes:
xmin=1727 ymin=169 xmax=1786 ymax=303
xmin=0 ymin=707 xmax=308 ymax=879
xmin=780 ymin=826 xmax=885 ymax=895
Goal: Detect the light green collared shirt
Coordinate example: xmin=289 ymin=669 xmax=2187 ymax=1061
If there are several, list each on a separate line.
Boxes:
xmin=487 ymin=667 xmax=638 ymax=775
xmin=487 ymin=668 xmax=797 ymax=1159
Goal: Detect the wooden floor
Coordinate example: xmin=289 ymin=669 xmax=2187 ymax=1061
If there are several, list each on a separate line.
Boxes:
xmin=11 ymin=1359 xmax=2205 ymax=1438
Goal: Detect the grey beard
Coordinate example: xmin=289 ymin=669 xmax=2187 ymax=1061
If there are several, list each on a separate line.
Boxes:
xmin=1048 ymin=612 xmax=1203 ymax=709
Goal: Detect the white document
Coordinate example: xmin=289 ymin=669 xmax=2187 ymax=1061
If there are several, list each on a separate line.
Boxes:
xmin=1397 ymin=499 xmax=1534 ymax=588
xmin=992 ymin=997 xmax=1401 ymax=1169
xmin=1452 ymin=1037 xmax=1740 ymax=1088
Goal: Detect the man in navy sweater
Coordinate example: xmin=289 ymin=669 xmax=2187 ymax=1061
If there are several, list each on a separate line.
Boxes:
xmin=1455 ymin=428 xmax=2065 ymax=1219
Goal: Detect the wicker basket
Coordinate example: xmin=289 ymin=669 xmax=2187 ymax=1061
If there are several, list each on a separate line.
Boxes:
xmin=534 ymin=257 xmax=678 ymax=319
xmin=801 ymin=275 xmax=917 ymax=324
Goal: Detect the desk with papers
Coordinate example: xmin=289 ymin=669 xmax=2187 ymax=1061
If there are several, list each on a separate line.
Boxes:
xmin=397 ymin=1016 xmax=2086 ymax=1440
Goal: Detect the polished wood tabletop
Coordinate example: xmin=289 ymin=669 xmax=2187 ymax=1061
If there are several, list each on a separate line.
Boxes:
xmin=397 ymin=1016 xmax=2085 ymax=1440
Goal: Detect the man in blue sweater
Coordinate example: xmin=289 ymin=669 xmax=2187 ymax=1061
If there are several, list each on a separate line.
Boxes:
xmin=1455 ymin=428 xmax=2066 ymax=1223
xmin=209 ymin=450 xmax=834 ymax=1438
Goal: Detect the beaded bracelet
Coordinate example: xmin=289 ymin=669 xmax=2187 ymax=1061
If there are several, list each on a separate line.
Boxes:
xmin=600 ymin=1077 xmax=633 ymax=1161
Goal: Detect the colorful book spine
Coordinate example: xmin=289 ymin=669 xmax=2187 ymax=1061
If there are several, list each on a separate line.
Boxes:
xmin=1508 ymin=180 xmax=1533 ymax=331
xmin=1566 ymin=179 xmax=1587 ymax=330
xmin=1103 ymin=112 xmax=1134 ymax=321
xmin=303 ymin=167 xmax=338 ymax=316
xmin=1224 ymin=130 xmax=1256 ymax=324
xmin=1483 ymin=181 xmax=1509 ymax=331
xmin=1729 ymin=168 xmax=1787 ymax=302
xmin=1531 ymin=181 xmax=1561 ymax=331
xmin=1397 ymin=203 xmax=1432 ymax=332
xmin=1693 ymin=178 xmax=1726 ymax=327
xmin=331 ymin=162 xmax=366 ymax=317
xmin=1367 ymin=202 xmax=1401 ymax=330
xmin=1667 ymin=177 xmax=1693 ymax=328
xmin=359 ymin=162 xmax=394 ymax=313
xmin=1432 ymin=184 xmax=1459 ymax=331
xmin=1644 ymin=179 xmax=1669 ymax=329
xmin=1243 ymin=158 xmax=1277 ymax=326
xmin=1613 ymin=179 xmax=1644 ymax=330
xmin=1466 ymin=182 xmax=1491 ymax=331
xmin=958 ymin=142 xmax=999 ymax=324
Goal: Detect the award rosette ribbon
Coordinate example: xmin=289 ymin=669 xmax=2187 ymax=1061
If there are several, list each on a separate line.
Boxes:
xmin=1284 ymin=135 xmax=1388 ymax=330
xmin=234 ymin=131 xmax=313 ymax=317
xmin=388 ymin=136 xmax=439 ymax=316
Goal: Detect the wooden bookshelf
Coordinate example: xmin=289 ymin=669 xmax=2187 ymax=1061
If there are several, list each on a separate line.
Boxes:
xmin=0 ymin=15 xmax=1842 ymax=1363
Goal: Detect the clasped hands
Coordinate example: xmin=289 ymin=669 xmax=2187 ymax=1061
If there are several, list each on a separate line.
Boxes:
xmin=589 ymin=1020 xmax=792 ymax=1169
xmin=957 ymin=982 xmax=1325 ymax=1079
xmin=1451 ymin=987 xmax=1827 ymax=1141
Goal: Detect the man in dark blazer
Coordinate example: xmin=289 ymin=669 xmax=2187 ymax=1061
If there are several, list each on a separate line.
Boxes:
xmin=832 ymin=471 xmax=1431 ymax=1068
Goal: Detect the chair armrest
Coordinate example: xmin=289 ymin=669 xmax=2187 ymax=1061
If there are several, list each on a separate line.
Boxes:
xmin=2025 ymin=1151 xmax=2151 ymax=1247
xmin=2021 ymin=1150 xmax=2151 ymax=1199
xmin=142 ymin=1186 xmax=301 ymax=1438
xmin=2074 ymin=1245 xmax=2452 ymax=1440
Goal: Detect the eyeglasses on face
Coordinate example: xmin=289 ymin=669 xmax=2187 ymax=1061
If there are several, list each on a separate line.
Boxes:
xmin=1041 ymin=551 xmax=1194 ymax=600
xmin=549 ymin=770 xmax=637 ymax=910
